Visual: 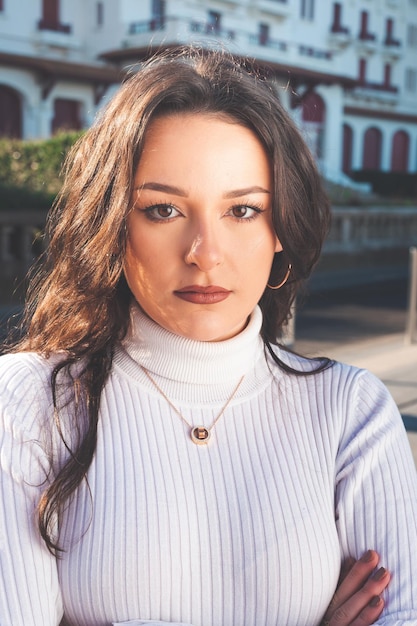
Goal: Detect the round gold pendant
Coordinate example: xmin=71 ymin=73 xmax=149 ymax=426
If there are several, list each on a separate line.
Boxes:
xmin=191 ymin=426 xmax=211 ymax=445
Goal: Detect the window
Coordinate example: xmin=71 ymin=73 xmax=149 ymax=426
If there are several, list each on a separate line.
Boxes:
xmin=407 ymin=24 xmax=417 ymax=47
xmin=152 ymin=0 xmax=165 ymax=29
xmin=342 ymin=124 xmax=353 ymax=175
xmin=359 ymin=10 xmax=375 ymax=40
xmin=362 ymin=127 xmax=382 ymax=170
xmin=52 ymin=99 xmax=82 ymax=134
xmin=391 ymin=130 xmax=409 ymax=172
xmin=405 ymin=67 xmax=417 ymax=92
xmin=96 ymin=2 xmax=104 ymax=26
xmin=42 ymin=0 xmax=58 ymax=27
xmin=331 ymin=2 xmax=349 ymax=34
xmin=301 ymin=0 xmax=315 ymax=20
xmin=384 ymin=63 xmax=392 ymax=87
xmin=0 ymin=85 xmax=22 ymax=138
xmin=207 ymin=10 xmax=221 ymax=34
xmin=358 ymin=58 xmax=367 ymax=84
xmin=385 ymin=18 xmax=400 ymax=45
xmin=259 ymin=23 xmax=269 ymax=45
xmin=38 ymin=0 xmax=71 ymax=33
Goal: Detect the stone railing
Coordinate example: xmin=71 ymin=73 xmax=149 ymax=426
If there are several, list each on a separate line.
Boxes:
xmin=0 ymin=211 xmax=47 ymax=303
xmin=0 ymin=207 xmax=416 ymax=303
xmin=0 ymin=210 xmax=47 ymax=265
xmin=323 ymin=207 xmax=417 ymax=253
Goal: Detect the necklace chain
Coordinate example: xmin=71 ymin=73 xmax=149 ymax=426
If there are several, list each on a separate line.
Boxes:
xmin=141 ymin=366 xmax=245 ymax=445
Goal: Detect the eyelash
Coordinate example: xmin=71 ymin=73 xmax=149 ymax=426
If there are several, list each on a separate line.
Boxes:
xmin=138 ymin=201 xmax=265 ymax=223
xmin=228 ymin=203 xmax=264 ymax=222
xmin=140 ymin=202 xmax=180 ymax=222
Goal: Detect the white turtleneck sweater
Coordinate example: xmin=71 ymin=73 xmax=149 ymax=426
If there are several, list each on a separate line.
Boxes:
xmin=1 ymin=306 xmax=417 ymax=626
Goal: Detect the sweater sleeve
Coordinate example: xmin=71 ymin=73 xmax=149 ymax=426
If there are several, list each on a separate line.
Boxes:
xmin=335 ymin=367 xmax=417 ymax=625
xmin=0 ymin=354 xmax=64 ymax=626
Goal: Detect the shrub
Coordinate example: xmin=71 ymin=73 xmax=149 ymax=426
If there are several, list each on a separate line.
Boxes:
xmin=0 ymin=131 xmax=82 ymax=210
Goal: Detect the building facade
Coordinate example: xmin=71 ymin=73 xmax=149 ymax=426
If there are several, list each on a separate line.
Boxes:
xmin=1 ymin=0 xmax=417 ymax=192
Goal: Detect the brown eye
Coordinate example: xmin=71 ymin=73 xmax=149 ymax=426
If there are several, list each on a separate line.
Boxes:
xmin=143 ymin=203 xmax=182 ymax=221
xmin=227 ymin=204 xmax=263 ymax=221
xmin=232 ymin=206 xmax=249 ymax=218
xmin=156 ymin=205 xmax=174 ymax=218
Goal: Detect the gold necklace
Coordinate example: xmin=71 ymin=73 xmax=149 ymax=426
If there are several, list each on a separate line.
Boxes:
xmin=141 ymin=366 xmax=245 ymax=445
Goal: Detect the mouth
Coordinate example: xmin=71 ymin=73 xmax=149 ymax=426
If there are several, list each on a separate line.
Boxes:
xmin=174 ymin=285 xmax=231 ymax=304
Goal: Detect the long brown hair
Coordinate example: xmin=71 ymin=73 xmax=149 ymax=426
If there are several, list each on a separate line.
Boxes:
xmin=11 ymin=46 xmax=330 ymax=553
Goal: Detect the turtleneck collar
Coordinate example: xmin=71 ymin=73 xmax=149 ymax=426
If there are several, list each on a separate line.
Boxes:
xmin=118 ymin=303 xmax=265 ymax=385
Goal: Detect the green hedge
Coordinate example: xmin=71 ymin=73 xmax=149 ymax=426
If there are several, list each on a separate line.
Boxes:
xmin=0 ymin=131 xmax=83 ymax=210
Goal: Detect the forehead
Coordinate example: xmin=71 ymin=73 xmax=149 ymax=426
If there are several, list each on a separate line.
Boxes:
xmin=135 ymin=112 xmax=271 ymax=184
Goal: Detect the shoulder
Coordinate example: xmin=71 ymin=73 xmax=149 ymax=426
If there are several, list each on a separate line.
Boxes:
xmin=0 ymin=351 xmax=59 ymax=398
xmin=268 ymin=345 xmax=398 ymax=425
xmin=269 ymin=344 xmax=384 ymax=388
xmin=0 ymin=351 xmax=62 ymax=434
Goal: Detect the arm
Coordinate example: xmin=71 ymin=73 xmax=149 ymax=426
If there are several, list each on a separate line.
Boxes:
xmin=0 ymin=354 xmax=64 ymax=626
xmin=334 ymin=368 xmax=417 ymax=625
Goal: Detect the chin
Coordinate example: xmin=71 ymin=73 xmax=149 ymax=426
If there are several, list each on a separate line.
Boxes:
xmin=173 ymin=318 xmax=246 ymax=343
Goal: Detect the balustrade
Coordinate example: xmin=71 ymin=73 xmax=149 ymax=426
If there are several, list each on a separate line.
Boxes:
xmin=324 ymin=207 xmax=417 ymax=253
xmin=0 ymin=208 xmax=416 ymax=304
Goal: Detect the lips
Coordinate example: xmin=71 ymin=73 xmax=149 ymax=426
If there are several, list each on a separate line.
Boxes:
xmin=174 ymin=285 xmax=231 ymax=304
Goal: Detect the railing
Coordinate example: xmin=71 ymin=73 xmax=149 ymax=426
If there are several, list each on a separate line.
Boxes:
xmin=0 ymin=207 xmax=416 ymax=304
xmin=324 ymin=207 xmax=417 ymax=253
xmin=248 ymin=33 xmax=287 ymax=51
xmin=37 ymin=19 xmax=72 ymax=34
xmin=125 ymin=16 xmax=332 ymax=61
xmin=0 ymin=211 xmax=47 ymax=266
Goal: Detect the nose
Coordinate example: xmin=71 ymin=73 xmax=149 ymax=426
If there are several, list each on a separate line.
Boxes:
xmin=184 ymin=221 xmax=223 ymax=271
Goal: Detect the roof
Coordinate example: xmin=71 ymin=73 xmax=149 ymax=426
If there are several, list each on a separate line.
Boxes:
xmin=0 ymin=51 xmax=124 ymax=85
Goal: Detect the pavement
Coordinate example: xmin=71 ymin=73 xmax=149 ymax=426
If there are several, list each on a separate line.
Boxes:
xmin=294 ymin=280 xmax=417 ymax=468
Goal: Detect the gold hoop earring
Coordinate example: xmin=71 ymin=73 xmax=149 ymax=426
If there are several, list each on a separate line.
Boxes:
xmin=267 ymin=264 xmax=292 ymax=290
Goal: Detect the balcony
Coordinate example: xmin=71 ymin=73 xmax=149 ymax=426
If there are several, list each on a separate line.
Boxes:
xmin=37 ymin=19 xmax=71 ymax=34
xmin=328 ymin=23 xmax=351 ymax=49
xmin=352 ymin=80 xmax=399 ymax=104
xmin=248 ymin=32 xmax=287 ymax=52
xmin=128 ymin=19 xmax=164 ymax=35
xmin=382 ymin=37 xmax=403 ymax=60
xmin=256 ymin=0 xmax=291 ymax=17
xmin=190 ymin=21 xmax=236 ymax=40
xmin=299 ymin=44 xmax=332 ymax=61
xmin=35 ymin=20 xmax=81 ymax=51
xmin=356 ymin=32 xmax=378 ymax=54
xmin=126 ymin=16 xmax=238 ymax=49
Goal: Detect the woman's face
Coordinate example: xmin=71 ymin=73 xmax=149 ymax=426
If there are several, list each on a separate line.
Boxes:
xmin=124 ymin=113 xmax=282 ymax=342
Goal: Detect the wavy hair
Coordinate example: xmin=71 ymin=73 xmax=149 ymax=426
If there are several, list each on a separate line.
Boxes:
xmin=12 ymin=46 xmax=331 ymax=553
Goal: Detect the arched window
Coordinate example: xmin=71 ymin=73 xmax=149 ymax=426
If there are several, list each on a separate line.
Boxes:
xmin=342 ymin=124 xmax=353 ymax=174
xmin=0 ymin=85 xmax=22 ymax=138
xmin=52 ymin=98 xmax=82 ymax=134
xmin=302 ymin=91 xmax=325 ymax=159
xmin=302 ymin=91 xmax=325 ymax=123
xmin=391 ymin=130 xmax=409 ymax=172
xmin=362 ymin=127 xmax=382 ymax=170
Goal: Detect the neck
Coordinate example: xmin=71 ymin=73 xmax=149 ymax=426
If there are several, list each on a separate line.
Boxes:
xmin=121 ymin=303 xmax=265 ymax=385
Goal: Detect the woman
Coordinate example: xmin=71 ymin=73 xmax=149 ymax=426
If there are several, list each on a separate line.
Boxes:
xmin=0 ymin=47 xmax=416 ymax=626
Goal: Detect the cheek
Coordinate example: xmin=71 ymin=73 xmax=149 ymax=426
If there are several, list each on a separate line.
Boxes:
xmin=245 ymin=230 xmax=277 ymax=264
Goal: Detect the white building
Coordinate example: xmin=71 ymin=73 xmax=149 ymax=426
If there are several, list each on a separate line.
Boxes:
xmin=1 ymin=0 xmax=417 ymax=194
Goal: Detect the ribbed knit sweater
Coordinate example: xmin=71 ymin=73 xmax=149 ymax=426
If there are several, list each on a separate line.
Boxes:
xmin=1 ymin=305 xmax=417 ymax=626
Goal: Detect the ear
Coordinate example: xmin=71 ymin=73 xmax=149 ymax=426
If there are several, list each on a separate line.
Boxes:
xmin=274 ymin=238 xmax=283 ymax=253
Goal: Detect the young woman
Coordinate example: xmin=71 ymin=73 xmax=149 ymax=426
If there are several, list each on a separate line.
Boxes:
xmin=1 ymin=47 xmax=416 ymax=626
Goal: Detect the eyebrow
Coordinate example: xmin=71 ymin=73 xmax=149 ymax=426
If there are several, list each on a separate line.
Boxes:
xmin=135 ymin=182 xmax=271 ymax=198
